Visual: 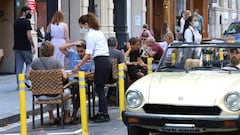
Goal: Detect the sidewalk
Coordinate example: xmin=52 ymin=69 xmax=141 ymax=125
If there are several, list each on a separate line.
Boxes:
xmin=0 ymin=74 xmax=35 ymax=127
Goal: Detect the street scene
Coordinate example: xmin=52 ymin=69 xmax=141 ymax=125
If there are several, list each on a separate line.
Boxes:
xmin=1 ymin=0 xmax=240 ymax=135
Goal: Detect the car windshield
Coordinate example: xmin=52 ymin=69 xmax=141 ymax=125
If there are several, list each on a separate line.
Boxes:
xmin=226 ymin=23 xmax=240 ymax=34
xmin=157 ymin=42 xmax=240 ymax=72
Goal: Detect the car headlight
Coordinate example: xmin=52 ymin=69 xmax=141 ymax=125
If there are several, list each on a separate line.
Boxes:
xmin=225 ymin=91 xmax=240 ymax=111
xmin=125 ymin=90 xmax=143 ymax=108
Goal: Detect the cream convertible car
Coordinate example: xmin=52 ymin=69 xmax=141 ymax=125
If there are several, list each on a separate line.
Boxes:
xmin=122 ymin=42 xmax=240 ymax=135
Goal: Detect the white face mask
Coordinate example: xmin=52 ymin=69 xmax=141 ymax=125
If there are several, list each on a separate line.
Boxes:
xmin=81 ymin=28 xmax=89 ymax=33
xmin=193 ymin=21 xmax=199 ymax=28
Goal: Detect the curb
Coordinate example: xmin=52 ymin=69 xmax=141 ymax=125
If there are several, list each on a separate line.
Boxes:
xmin=0 ymin=106 xmax=48 ymax=127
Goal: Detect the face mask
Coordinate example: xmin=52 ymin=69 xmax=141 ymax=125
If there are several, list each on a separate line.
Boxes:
xmin=81 ymin=27 xmax=89 ymax=33
xmin=193 ymin=21 xmax=198 ymax=28
xmin=194 ymin=12 xmax=197 ymax=16
xmin=26 ymin=13 xmax=32 ymax=19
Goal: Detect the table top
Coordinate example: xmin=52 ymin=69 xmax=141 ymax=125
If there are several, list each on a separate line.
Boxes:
xmin=65 ymin=70 xmax=94 ymax=80
xmin=126 ymin=62 xmax=139 ymax=66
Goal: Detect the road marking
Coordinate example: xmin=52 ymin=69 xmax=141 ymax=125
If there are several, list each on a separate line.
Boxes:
xmin=0 ymin=134 xmax=20 ymax=135
xmin=47 ymin=129 xmax=82 ymax=135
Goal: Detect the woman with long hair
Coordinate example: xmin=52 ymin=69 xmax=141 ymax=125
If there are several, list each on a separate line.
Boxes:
xmin=47 ymin=11 xmax=70 ymax=67
xmin=72 ymin=13 xmax=112 ymax=123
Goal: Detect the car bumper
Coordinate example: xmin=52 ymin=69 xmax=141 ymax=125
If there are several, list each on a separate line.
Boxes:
xmin=122 ymin=111 xmax=240 ymax=133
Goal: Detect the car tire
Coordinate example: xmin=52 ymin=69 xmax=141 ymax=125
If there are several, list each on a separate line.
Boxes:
xmin=127 ymin=126 xmax=149 ymax=135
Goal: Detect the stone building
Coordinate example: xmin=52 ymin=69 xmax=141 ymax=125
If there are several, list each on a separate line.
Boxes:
xmin=0 ymin=0 xmax=239 ymax=73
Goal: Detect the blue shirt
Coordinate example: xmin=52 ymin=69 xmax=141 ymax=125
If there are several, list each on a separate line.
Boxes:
xmin=67 ymin=49 xmax=95 ymax=72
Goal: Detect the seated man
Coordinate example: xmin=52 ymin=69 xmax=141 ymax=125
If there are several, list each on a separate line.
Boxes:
xmin=59 ymin=39 xmax=94 ymax=72
xmin=125 ymin=37 xmax=147 ymax=83
xmin=145 ymin=37 xmax=164 ymax=70
xmin=107 ymin=37 xmax=127 ymax=104
xmin=27 ymin=41 xmax=72 ymax=125
xmin=59 ymin=40 xmax=95 ymax=122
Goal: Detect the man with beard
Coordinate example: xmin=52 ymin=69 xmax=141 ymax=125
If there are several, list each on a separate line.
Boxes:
xmin=14 ymin=6 xmax=35 ymax=89
xmin=229 ymin=48 xmax=240 ymax=68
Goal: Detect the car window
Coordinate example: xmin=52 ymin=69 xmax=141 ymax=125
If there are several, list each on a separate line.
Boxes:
xmin=226 ymin=23 xmax=240 ymax=34
xmin=157 ymin=44 xmax=240 ymax=72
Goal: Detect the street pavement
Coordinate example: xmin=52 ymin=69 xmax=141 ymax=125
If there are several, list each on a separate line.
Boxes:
xmin=0 ymin=74 xmax=128 ymax=135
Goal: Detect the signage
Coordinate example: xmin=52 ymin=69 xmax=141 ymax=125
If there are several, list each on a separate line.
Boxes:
xmin=28 ymin=0 xmax=36 ymax=14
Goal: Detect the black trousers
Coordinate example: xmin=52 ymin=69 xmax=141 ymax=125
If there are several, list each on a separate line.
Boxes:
xmin=94 ymin=56 xmax=112 ymax=113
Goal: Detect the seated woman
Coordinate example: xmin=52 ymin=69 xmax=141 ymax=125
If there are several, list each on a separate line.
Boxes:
xmin=27 ymin=41 xmax=72 ymax=125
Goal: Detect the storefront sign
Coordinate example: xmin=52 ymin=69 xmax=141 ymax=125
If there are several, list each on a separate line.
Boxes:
xmin=28 ymin=0 xmax=36 ymax=14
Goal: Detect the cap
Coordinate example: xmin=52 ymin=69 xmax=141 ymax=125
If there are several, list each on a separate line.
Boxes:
xmin=21 ymin=6 xmax=31 ymax=13
xmin=108 ymin=37 xmax=118 ymax=47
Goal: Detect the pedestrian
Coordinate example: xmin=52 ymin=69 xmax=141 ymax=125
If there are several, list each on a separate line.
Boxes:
xmin=183 ymin=15 xmax=202 ymax=44
xmin=179 ymin=10 xmax=192 ymax=41
xmin=72 ymin=13 xmax=112 ymax=123
xmin=139 ymin=24 xmax=154 ymax=38
xmin=194 ymin=9 xmax=204 ymax=34
xmin=13 ymin=6 xmax=36 ymax=88
xmin=107 ymin=37 xmax=127 ymax=104
xmin=27 ymin=41 xmax=72 ymax=125
xmin=161 ymin=20 xmax=171 ymax=41
xmin=47 ymin=11 xmax=70 ymax=67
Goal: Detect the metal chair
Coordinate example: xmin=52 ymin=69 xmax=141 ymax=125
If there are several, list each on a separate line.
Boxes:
xmin=30 ymin=69 xmax=71 ymax=129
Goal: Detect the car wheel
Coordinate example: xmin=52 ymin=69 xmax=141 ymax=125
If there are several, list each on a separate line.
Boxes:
xmin=127 ymin=126 xmax=149 ymax=135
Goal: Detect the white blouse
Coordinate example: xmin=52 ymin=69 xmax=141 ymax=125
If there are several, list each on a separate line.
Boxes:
xmin=184 ymin=26 xmax=202 ymax=44
xmin=85 ymin=29 xmax=109 ymax=58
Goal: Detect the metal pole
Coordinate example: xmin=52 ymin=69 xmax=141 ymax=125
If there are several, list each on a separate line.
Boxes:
xmin=18 ymin=74 xmax=27 ymax=135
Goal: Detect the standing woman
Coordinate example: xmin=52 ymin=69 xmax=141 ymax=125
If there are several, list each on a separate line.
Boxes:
xmin=72 ymin=13 xmax=112 ymax=123
xmin=183 ymin=15 xmax=202 ymax=44
xmin=47 ymin=11 xmax=70 ymax=67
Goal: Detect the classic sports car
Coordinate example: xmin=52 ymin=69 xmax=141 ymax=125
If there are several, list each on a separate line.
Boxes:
xmin=122 ymin=42 xmax=240 ymax=135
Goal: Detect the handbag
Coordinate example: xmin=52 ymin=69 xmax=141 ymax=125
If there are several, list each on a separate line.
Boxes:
xmin=45 ymin=24 xmax=51 ymax=41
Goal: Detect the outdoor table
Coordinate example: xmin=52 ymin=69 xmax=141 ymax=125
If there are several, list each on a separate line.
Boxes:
xmin=65 ymin=71 xmax=95 ymax=119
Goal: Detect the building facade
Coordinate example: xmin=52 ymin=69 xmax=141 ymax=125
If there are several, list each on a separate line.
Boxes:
xmin=0 ymin=0 xmax=240 ymax=73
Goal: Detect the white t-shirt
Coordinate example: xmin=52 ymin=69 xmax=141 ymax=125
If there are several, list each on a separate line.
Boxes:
xmin=85 ymin=29 xmax=109 ymax=58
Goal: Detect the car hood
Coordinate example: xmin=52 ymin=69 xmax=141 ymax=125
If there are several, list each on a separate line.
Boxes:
xmin=145 ymin=71 xmax=240 ymax=106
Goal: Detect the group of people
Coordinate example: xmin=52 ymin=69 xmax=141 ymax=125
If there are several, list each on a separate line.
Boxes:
xmin=13 ymin=6 xmax=119 ymax=125
xmin=13 ymin=6 xmax=204 ymax=126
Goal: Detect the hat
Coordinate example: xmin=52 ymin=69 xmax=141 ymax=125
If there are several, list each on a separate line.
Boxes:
xmin=108 ymin=37 xmax=118 ymax=47
xmin=21 ymin=6 xmax=31 ymax=13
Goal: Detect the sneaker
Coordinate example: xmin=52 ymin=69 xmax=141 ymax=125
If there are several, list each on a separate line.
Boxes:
xmin=92 ymin=113 xmax=110 ymax=123
xmin=24 ymin=80 xmax=32 ymax=88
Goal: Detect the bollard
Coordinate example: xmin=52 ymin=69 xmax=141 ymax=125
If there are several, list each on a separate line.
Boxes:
xmin=78 ymin=71 xmax=89 ymax=135
xmin=171 ymin=53 xmax=176 ymax=65
xmin=147 ymin=57 xmax=153 ymax=74
xmin=18 ymin=74 xmax=27 ymax=135
xmin=219 ymin=48 xmax=224 ymax=61
xmin=118 ymin=64 xmax=125 ymax=120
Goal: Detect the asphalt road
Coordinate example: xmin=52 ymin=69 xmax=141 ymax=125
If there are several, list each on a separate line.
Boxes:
xmin=0 ymin=106 xmax=127 ymax=135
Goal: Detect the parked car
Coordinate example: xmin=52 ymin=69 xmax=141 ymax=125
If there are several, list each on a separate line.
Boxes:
xmin=223 ymin=21 xmax=240 ymax=41
xmin=122 ymin=42 xmax=240 ymax=135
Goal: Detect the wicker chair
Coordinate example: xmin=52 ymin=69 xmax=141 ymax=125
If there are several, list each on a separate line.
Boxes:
xmin=105 ymin=58 xmax=119 ymax=106
xmin=30 ymin=69 xmax=71 ymax=129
